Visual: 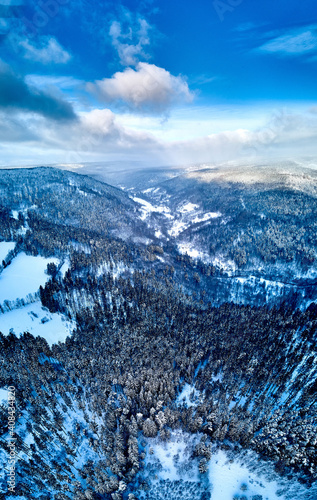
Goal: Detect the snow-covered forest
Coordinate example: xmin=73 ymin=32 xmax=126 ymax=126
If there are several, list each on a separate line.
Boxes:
xmin=0 ymin=164 xmax=316 ymax=500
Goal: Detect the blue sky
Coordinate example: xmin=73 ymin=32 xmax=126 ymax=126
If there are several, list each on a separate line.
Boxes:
xmin=0 ymin=0 xmax=317 ymax=166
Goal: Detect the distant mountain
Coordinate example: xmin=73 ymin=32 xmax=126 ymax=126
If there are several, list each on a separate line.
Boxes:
xmin=131 ymin=161 xmax=317 ymax=307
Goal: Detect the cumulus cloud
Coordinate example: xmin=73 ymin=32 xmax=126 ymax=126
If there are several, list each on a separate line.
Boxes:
xmin=87 ymin=62 xmax=194 ymax=114
xmin=19 ymin=37 xmax=72 ymax=64
xmin=258 ymin=25 xmax=317 ymax=57
xmin=109 ymin=14 xmax=152 ymax=66
xmin=0 ymin=61 xmax=76 ymax=121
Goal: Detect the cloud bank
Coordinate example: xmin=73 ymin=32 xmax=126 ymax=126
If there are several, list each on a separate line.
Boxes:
xmin=1 ymin=102 xmax=317 ymax=167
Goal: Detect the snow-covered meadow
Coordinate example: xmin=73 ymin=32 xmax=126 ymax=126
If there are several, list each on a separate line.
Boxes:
xmin=0 ymin=252 xmax=58 ymax=304
xmin=0 ymin=242 xmax=15 ymax=263
xmin=0 ymin=250 xmax=74 ymax=345
xmin=0 ymin=302 xmax=75 ymax=345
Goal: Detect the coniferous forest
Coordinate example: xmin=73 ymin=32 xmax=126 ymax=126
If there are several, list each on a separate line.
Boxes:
xmin=0 ymin=165 xmax=316 ymax=499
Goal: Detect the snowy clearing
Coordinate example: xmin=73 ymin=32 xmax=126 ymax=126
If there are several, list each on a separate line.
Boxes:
xmin=176 ymin=383 xmax=203 ymax=407
xmin=59 ymin=259 xmax=70 ymax=277
xmin=168 ymin=220 xmax=188 ymax=237
xmin=208 ymin=449 xmax=283 ymax=500
xmin=179 ymin=202 xmax=199 ymax=213
xmin=0 ymin=301 xmax=75 ymax=345
xmin=0 ymin=252 xmax=58 ymax=304
xmin=178 ymin=242 xmax=210 ymax=261
xmin=155 ymin=229 xmax=163 ymax=238
xmin=140 ymin=431 xmax=313 ymax=500
xmin=192 ymin=211 xmax=221 ymax=223
xmin=11 ymin=210 xmax=19 ymax=220
xmin=0 ymin=242 xmax=15 ymax=263
xmin=133 ymin=197 xmax=172 ymax=220
xmin=142 ymin=430 xmax=202 ymax=487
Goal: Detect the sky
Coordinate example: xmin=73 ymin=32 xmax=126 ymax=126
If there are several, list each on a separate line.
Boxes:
xmin=0 ymin=0 xmax=317 ymax=167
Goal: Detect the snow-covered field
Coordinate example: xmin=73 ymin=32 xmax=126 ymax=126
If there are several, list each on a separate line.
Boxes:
xmin=0 ymin=302 xmax=75 ymax=345
xmin=0 ymin=242 xmax=15 ymax=263
xmin=0 ymin=252 xmax=74 ymax=345
xmin=0 ymin=252 xmax=58 ymax=304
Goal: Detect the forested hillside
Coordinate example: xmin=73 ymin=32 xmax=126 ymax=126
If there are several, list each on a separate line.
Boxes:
xmin=0 ymin=165 xmax=316 ymax=499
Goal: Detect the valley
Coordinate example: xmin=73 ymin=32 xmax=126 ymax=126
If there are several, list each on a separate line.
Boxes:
xmin=0 ymin=162 xmax=316 ymax=500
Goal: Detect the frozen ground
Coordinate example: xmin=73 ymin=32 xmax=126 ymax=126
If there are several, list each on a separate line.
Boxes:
xmin=0 ymin=301 xmax=75 ymax=345
xmin=0 ymin=252 xmax=58 ymax=304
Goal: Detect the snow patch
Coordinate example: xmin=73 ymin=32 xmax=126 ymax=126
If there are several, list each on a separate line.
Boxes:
xmin=212 ymin=256 xmax=237 ymax=272
xmin=11 ymin=210 xmax=19 ymax=220
xmin=59 ymin=259 xmax=70 ymax=277
xmin=168 ymin=220 xmax=188 ymax=237
xmin=77 ymin=188 xmax=88 ymax=196
xmin=207 ymin=448 xmax=306 ymax=500
xmin=141 ymin=432 xmax=313 ymax=500
xmin=143 ymin=430 xmax=202 ymax=483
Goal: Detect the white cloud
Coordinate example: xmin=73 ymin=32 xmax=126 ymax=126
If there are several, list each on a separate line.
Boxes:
xmin=258 ymin=25 xmax=317 ymax=56
xmin=20 ymin=37 xmax=71 ymax=64
xmin=109 ymin=15 xmax=152 ymax=66
xmin=87 ymin=62 xmax=194 ymax=114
